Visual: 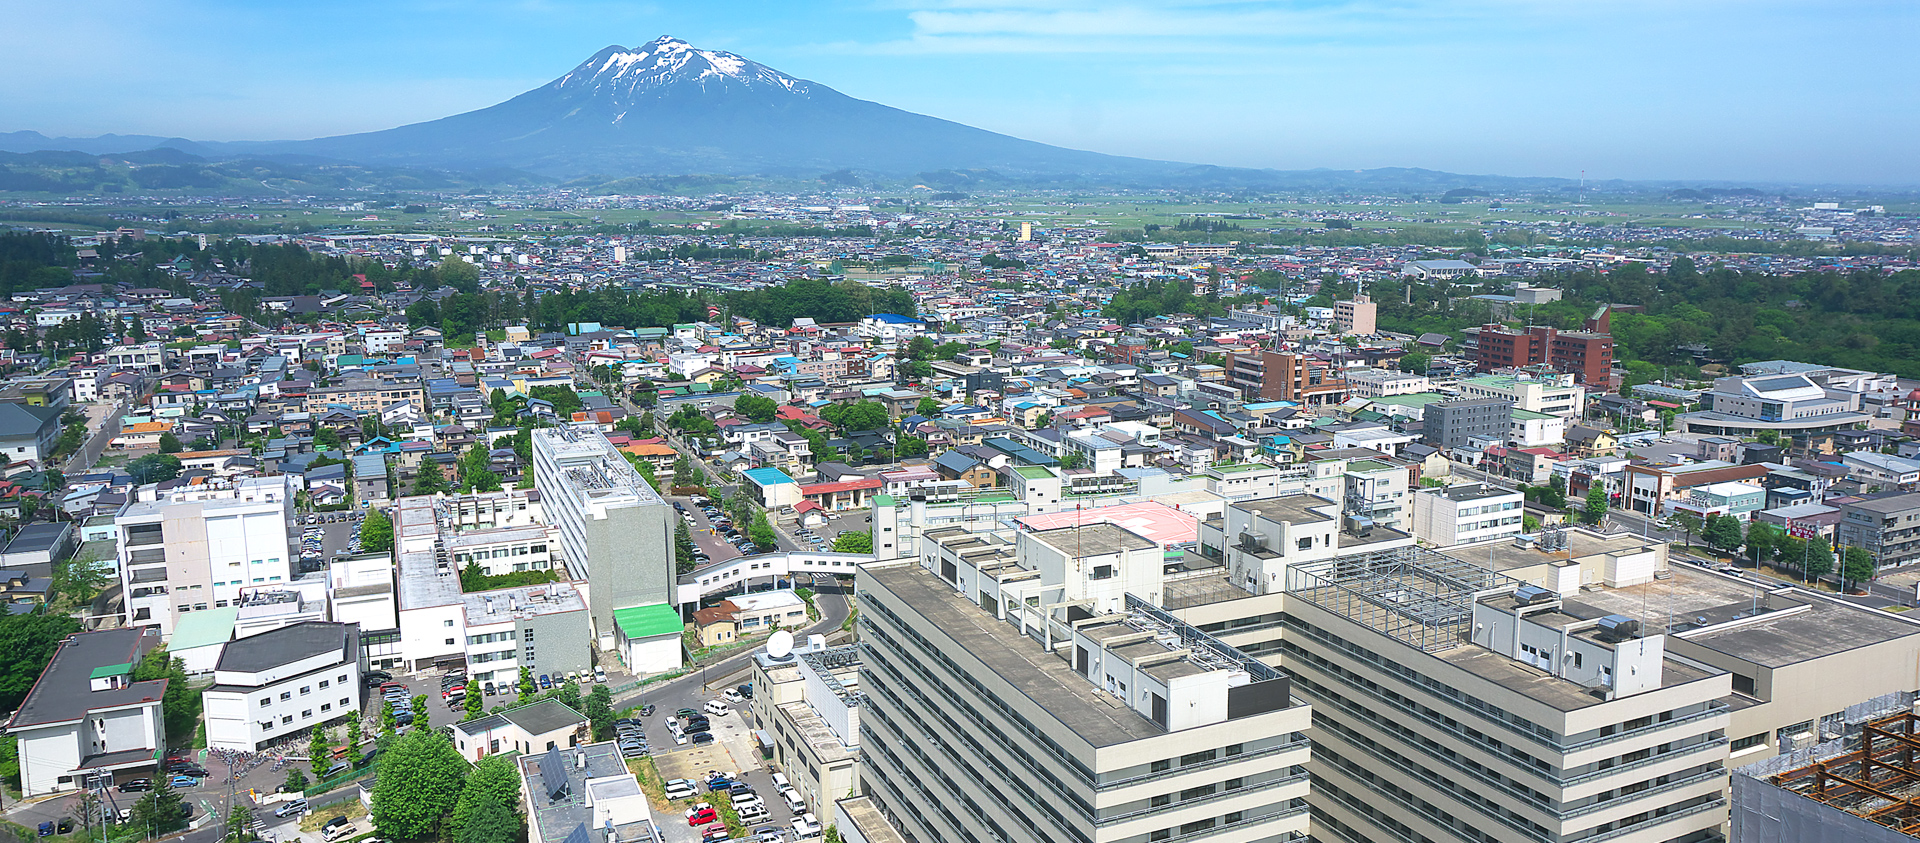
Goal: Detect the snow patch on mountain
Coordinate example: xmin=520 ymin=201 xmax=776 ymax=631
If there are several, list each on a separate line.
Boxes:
xmin=553 ymin=35 xmax=810 ymax=102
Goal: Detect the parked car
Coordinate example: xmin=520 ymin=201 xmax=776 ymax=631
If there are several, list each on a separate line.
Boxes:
xmin=117 ymin=779 xmax=152 ymax=793
xmin=639 ymin=704 xmax=656 ymax=717
xmin=56 ymin=820 xmax=72 ymax=834
xmin=275 ymin=800 xmax=309 ymax=818
xmin=704 ymin=699 xmax=732 ymax=717
xmin=37 ymin=823 xmax=52 ymax=838
xmin=791 ymin=813 xmax=823 ymax=839
xmin=168 ymin=775 xmax=199 ymax=788
xmin=538 ymin=674 xmax=553 ymax=689
xmin=722 ymin=688 xmax=745 ymax=704
xmin=686 ymin=805 xmax=717 ymax=827
xmin=689 ymin=732 xmax=715 ymax=745
xmin=594 ymin=667 xmax=608 ymax=683
xmin=736 ymin=683 xmax=754 ymax=699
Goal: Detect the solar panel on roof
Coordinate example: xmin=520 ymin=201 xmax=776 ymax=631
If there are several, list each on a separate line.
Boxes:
xmin=538 ymin=747 xmax=569 ymax=800
xmin=1750 ymin=376 xmax=1813 ymax=393
xmin=561 ymin=824 xmax=591 ymax=843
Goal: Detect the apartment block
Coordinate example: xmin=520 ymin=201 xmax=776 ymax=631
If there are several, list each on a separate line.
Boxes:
xmin=858 ymin=560 xmax=1313 ymax=843
xmin=1344 ymin=367 xmax=1431 ymax=399
xmin=1228 ymin=351 xmax=1347 ymax=406
xmin=752 ymin=641 xmax=862 ymax=819
xmin=1468 ymin=324 xmax=1615 ymax=386
xmin=1334 ymin=294 xmax=1376 ymax=336
xmin=1460 ymin=373 xmax=1588 ymax=417
xmin=1837 ymin=492 xmax=1920 ymax=569
xmin=303 ymin=378 xmax=426 ymax=414
xmin=1424 ymin=397 xmax=1515 ymax=450
xmin=116 ymin=475 xmax=297 ymax=637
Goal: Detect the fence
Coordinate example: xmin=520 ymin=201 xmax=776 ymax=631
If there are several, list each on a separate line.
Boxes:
xmin=305 ymin=762 xmax=377 ymax=797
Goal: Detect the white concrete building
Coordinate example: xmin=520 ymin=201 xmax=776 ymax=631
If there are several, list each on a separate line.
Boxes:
xmin=116 ymin=475 xmax=297 ymax=638
xmin=531 ymin=425 xmax=675 ymax=651
xmin=1344 ymin=368 xmax=1430 ymax=399
xmin=1410 ymin=482 xmax=1526 ymax=547
xmin=201 ymin=622 xmax=360 ymax=752
xmin=1459 ymin=373 xmax=1587 ymax=417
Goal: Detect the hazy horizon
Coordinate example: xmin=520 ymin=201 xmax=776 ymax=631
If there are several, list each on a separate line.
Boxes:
xmin=5 ymin=0 xmax=1914 ymax=185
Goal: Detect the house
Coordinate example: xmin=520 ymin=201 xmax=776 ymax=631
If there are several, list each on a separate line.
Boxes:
xmin=694 ymin=600 xmax=740 ymax=647
xmin=5 ymin=628 xmax=169 ymax=795
xmin=449 ymin=699 xmax=588 ymax=762
xmin=0 ymin=403 xmax=63 ymax=465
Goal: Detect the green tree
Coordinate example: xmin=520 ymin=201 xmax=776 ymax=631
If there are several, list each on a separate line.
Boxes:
xmin=1803 ymin=540 xmax=1836 ymax=581
xmin=1842 ymin=547 xmax=1877 ymax=589
xmin=517 ymin=667 xmax=535 ymax=702
xmin=1671 ymin=512 xmax=1703 ymax=550
xmin=371 ymin=728 xmax=467 ymax=840
xmin=309 ymin=725 xmax=331 ymax=780
xmin=833 ymin=531 xmax=873 ymax=554
xmin=749 ymin=510 xmax=778 ymax=550
xmin=1398 ymin=351 xmax=1431 ymax=374
xmin=675 ymin=520 xmax=698 ymax=575
xmin=128 ymin=453 xmax=184 ymax=484
xmin=1582 ymin=485 xmax=1608 ymax=524
xmin=585 ymin=684 xmax=614 ymax=742
xmin=457 ymin=794 xmax=520 ymax=843
xmin=673 ymin=455 xmax=697 ymax=487
xmin=446 ymin=754 xmax=521 ymax=843
xmin=157 ymin=431 xmax=183 ymax=454
xmin=1744 ymin=521 xmax=1780 ymax=567
xmin=1522 ymin=514 xmax=1541 ymax=532
xmin=282 ymin=769 xmax=308 ymax=794
xmin=413 ymin=460 xmax=448 ymax=495
xmin=131 ymin=649 xmax=198 ymax=745
xmin=1058 ymin=453 xmax=1085 ymax=470
xmin=346 ymin=715 xmax=362 ymax=756
xmin=314 ymin=426 xmax=343 ymax=450
xmin=1703 ymin=514 xmax=1744 ymax=557
xmin=898 ymin=436 xmax=929 ymax=458
xmin=639 ymin=409 xmax=655 ymax=431
xmin=915 ymin=397 xmax=941 ymax=417
xmin=463 ymin=686 xmax=485 ymax=721
xmin=361 ymin=507 xmax=394 ymax=553
xmin=131 ymin=779 xmax=189 ymax=836
xmin=734 ymin=394 xmax=778 ymax=423
xmin=228 ymin=803 xmax=256 ymax=842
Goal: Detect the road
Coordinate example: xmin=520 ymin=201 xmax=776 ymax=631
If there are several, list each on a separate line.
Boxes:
xmin=64 ymin=400 xmax=127 ymax=475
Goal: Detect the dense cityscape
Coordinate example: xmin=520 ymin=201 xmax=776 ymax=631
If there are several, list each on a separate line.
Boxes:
xmin=2 ymin=9 xmax=1919 ymax=843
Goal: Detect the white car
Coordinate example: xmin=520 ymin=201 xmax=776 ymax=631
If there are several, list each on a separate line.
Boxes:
xmin=594 ymin=666 xmax=608 ymax=683
xmin=790 ymin=813 xmax=823 ymax=839
xmin=722 ymin=688 xmax=745 ymax=704
xmin=704 ymin=699 xmax=732 ymax=717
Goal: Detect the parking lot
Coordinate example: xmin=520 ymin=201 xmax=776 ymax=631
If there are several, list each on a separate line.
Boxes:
xmin=299 ymin=511 xmax=365 ymax=574
xmin=643 ymin=699 xmax=811 ymax=843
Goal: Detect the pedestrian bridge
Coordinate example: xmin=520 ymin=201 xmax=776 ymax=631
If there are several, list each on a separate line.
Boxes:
xmin=674 ymin=550 xmax=872 ymax=604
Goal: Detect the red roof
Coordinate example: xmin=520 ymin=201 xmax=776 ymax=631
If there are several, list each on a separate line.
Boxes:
xmin=793 ymin=500 xmax=824 ymax=513
xmin=800 ymin=477 xmax=884 ymax=495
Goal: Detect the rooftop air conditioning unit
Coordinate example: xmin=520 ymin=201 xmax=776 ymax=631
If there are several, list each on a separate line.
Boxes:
xmin=1594 ymin=615 xmax=1640 ymax=642
xmin=1513 ymin=584 xmax=1555 ymax=606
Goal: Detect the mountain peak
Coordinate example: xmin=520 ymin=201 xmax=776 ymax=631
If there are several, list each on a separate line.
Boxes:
xmin=551 ymin=36 xmax=810 ymax=99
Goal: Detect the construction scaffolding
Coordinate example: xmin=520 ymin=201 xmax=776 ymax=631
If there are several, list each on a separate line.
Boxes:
xmin=1769 ymin=712 xmax=1920 ymax=837
xmin=1285 ymin=545 xmax=1521 ymax=653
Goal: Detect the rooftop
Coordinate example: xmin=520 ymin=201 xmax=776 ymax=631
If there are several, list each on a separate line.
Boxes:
xmin=1237 ymin=494 xmax=1341 ymax=525
xmin=1027 ymin=523 xmax=1155 ymax=557
xmin=1015 ymin=501 xmax=1199 ymax=549
xmin=216 ymin=621 xmax=354 ymax=673
xmin=8 ymin=629 xmax=168 ymax=729
xmin=863 ymin=562 xmax=1165 ymax=747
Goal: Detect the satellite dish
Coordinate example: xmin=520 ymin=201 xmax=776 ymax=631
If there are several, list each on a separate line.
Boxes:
xmin=767 ymin=630 xmax=794 ymax=659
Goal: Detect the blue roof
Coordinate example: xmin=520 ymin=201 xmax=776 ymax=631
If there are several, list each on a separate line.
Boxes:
xmin=742 ymin=467 xmax=796 ymax=486
xmin=867 ymin=313 xmax=922 ymax=324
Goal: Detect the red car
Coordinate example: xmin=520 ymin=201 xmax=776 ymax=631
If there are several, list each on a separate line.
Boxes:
xmin=686 ymin=807 xmax=717 ymax=827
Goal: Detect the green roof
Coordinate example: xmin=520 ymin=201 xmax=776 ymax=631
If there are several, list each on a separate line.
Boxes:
xmin=614 ymin=603 xmax=684 ymax=640
xmin=1370 ymin=392 xmax=1449 ymax=406
xmin=170 ymin=607 xmax=239 ymax=651
xmin=872 ymin=494 xmax=895 ymax=508
xmin=1346 ymin=459 xmax=1394 ymax=473
xmin=1013 ymin=465 xmax=1054 ymax=480
xmin=1511 ymin=408 xmax=1554 ymax=420
xmin=1208 ymin=462 xmax=1267 ymax=474
xmin=89 ymin=663 xmax=133 ymax=680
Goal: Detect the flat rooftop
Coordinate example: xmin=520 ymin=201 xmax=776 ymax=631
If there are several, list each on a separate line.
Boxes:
xmin=1236 ymin=494 xmax=1340 ymax=525
xmin=862 ymin=562 xmax=1164 ymax=747
xmin=9 ymin=628 xmax=168 ymax=728
xmin=1027 ymin=522 xmax=1157 ymax=557
xmin=517 ymin=742 xmax=653 ymax=843
xmin=1442 ymin=530 xmax=1663 ymax=576
xmin=1429 ymin=482 xmax=1520 ymax=503
xmin=1016 ymin=501 xmax=1199 ymax=548
xmin=1577 ymin=566 xmax=1920 ymax=668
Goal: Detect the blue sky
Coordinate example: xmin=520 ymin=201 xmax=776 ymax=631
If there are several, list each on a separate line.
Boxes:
xmin=4 ymin=0 xmax=1914 ymax=184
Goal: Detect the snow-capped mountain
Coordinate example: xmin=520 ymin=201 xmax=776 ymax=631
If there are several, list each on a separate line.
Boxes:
xmin=258 ymin=36 xmax=1174 ymax=179
xmin=550 ymin=37 xmax=814 ymax=101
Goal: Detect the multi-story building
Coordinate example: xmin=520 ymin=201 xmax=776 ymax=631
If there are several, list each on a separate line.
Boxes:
xmin=1467 ymin=324 xmax=1615 ymax=386
xmin=1200 ymin=493 xmax=1414 ymax=597
xmin=530 ymin=425 xmax=675 ymax=652
xmin=100 ymin=342 xmax=168 ymax=374
xmin=1678 ymin=373 xmax=1871 ymax=438
xmin=1410 ymin=482 xmax=1526 ymax=546
xmin=858 ymin=559 xmax=1314 ymax=843
xmin=116 ymin=475 xmax=297 ymax=637
xmin=1228 ymin=351 xmax=1347 ymax=406
xmin=390 ymin=495 xmax=594 ymax=681
xmin=201 ymin=622 xmax=361 ymax=751
xmin=1459 ymin=373 xmax=1587 ymax=417
xmin=1344 ymin=367 xmax=1430 ymax=399
xmin=1333 ymin=294 xmax=1376 ymax=336
xmin=752 ymin=641 xmax=862 ymax=819
xmin=1837 ymin=492 xmax=1920 ymax=569
xmin=6 ymin=628 xmax=168 ymax=795
xmin=303 ymin=378 xmax=425 ymax=414
xmin=1424 ymin=397 xmax=1514 ymax=449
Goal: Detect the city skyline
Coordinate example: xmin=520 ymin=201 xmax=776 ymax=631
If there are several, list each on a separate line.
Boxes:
xmin=3 ymin=0 xmax=1916 ymax=184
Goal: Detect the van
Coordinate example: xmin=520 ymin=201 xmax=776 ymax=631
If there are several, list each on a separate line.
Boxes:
xmin=770 ymin=772 xmax=790 ymax=790
xmin=703 ymin=700 xmax=731 ymax=717
xmin=322 ymin=823 xmax=356 ymax=842
xmin=322 ymin=761 xmax=352 ymax=780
